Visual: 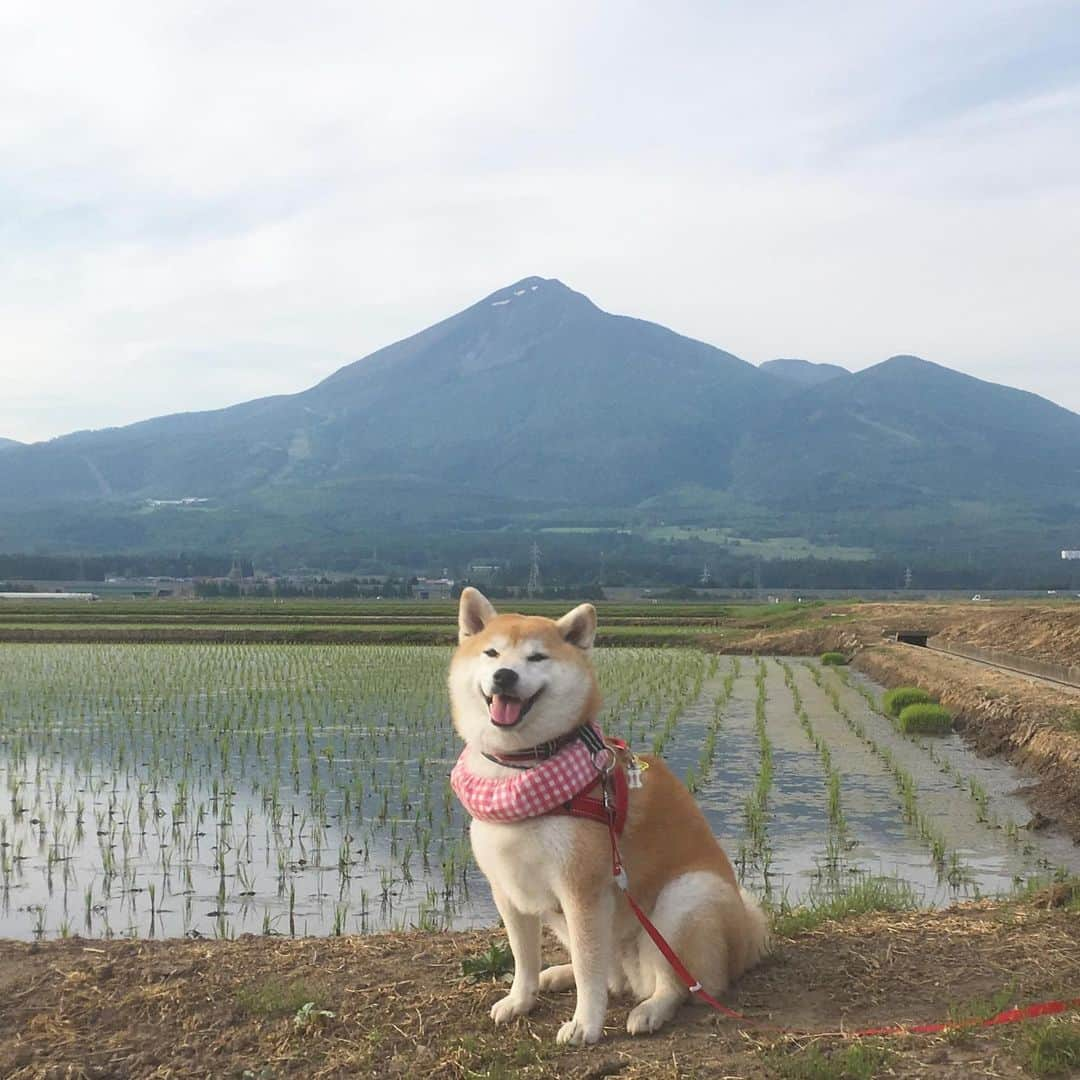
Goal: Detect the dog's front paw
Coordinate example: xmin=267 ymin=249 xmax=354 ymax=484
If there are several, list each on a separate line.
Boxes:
xmin=490 ymin=992 xmax=537 ymax=1025
xmin=556 ymin=1016 xmax=603 ymax=1045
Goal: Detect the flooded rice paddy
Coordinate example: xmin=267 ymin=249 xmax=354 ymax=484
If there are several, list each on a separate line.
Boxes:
xmin=0 ymin=644 xmax=1076 ymax=942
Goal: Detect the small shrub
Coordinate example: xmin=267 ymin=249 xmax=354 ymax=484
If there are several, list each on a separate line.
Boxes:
xmin=462 ymin=941 xmax=514 ymax=981
xmin=898 ymin=703 xmax=953 ymax=735
xmin=820 ymin=651 xmax=848 ymax=666
xmin=293 ymin=1001 xmax=335 ymax=1032
xmin=883 ymin=686 xmax=934 ymax=716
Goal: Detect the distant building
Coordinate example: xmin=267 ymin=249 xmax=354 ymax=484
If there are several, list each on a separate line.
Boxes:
xmin=412 ymin=577 xmax=454 ymax=600
xmin=1063 ymin=551 xmax=1080 ymax=560
xmin=467 ymin=563 xmax=504 ymax=585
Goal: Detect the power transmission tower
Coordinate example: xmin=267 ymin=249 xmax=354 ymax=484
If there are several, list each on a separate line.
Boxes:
xmin=700 ymin=562 xmax=712 ymax=586
xmin=527 ymin=542 xmax=542 ymax=598
xmin=904 ymin=566 xmax=913 ymax=589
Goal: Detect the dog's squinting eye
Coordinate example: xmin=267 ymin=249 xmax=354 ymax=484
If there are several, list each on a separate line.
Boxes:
xmin=483 ymin=648 xmax=499 ymax=658
xmin=526 ymin=653 xmax=548 ymax=663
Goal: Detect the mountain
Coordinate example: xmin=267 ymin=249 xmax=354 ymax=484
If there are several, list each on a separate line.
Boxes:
xmin=0 ymin=438 xmax=21 ymax=451
xmin=0 ymin=278 xmax=782 ymax=509
xmin=0 ymin=281 xmax=1078 ymax=564
xmin=760 ymin=358 xmax=849 ymax=388
xmin=732 ymin=355 xmax=1080 ymax=512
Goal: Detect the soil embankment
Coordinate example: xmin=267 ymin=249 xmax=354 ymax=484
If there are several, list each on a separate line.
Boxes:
xmin=2 ymin=898 xmax=1079 ymax=1079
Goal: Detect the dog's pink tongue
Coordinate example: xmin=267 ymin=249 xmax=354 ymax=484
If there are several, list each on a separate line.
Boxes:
xmin=489 ymin=694 xmax=523 ymax=727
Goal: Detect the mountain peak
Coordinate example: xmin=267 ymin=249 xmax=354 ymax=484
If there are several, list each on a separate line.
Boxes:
xmin=479 ymin=275 xmax=596 ymax=313
xmin=760 ymin=358 xmax=850 ymax=388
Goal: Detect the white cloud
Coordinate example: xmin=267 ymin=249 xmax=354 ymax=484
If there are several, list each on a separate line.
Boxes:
xmin=1 ymin=0 xmax=1078 ymax=441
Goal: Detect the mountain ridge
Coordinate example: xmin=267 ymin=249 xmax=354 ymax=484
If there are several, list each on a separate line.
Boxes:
xmin=1 ymin=277 xmax=1077 ymax=563
xmin=760 ymin=357 xmax=850 ymax=387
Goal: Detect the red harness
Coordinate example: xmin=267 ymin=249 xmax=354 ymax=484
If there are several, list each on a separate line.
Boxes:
xmin=553 ymin=753 xmax=629 ymax=834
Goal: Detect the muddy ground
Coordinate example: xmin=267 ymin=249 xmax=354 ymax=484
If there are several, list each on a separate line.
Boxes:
xmin=2 ymin=893 xmax=1079 ymax=1079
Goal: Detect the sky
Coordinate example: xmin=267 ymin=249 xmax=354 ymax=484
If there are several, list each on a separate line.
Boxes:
xmin=2 ymin=0 xmax=1078 ymax=443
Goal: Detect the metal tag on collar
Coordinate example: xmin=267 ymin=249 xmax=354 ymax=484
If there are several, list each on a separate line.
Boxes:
xmin=627 ymin=755 xmax=644 ymax=789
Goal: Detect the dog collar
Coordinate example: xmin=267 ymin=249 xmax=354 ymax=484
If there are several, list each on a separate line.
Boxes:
xmin=480 ymin=724 xmax=596 ymax=770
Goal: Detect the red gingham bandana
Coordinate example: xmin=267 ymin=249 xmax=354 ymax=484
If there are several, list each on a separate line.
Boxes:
xmin=451 ymin=724 xmax=605 ymax=823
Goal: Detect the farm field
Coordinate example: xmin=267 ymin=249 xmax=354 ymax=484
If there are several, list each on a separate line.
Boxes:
xmin=1 ymin=644 xmax=1075 ymax=945
xmin=0 ymin=598 xmax=823 ymax=649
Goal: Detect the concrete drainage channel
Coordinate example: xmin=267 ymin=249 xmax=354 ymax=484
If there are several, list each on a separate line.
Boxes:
xmin=891 ymin=630 xmax=1080 ymax=691
xmin=925 ymin=638 xmax=1080 ymax=691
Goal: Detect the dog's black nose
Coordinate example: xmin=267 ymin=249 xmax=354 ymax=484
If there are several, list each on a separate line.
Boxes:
xmin=491 ymin=667 xmax=519 ymax=691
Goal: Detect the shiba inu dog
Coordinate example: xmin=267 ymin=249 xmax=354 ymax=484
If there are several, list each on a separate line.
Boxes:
xmin=448 ymin=588 xmax=768 ymax=1045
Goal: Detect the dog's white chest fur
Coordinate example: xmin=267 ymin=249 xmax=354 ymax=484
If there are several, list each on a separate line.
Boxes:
xmin=470 ymin=816 xmax=577 ymax=915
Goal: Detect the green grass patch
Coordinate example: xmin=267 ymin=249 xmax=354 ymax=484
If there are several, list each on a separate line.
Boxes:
xmin=897 ymin=702 xmax=953 ymax=735
xmin=461 ymin=941 xmax=514 ymax=982
xmin=235 ymin=979 xmax=331 ymax=1018
xmin=770 ymin=877 xmax=919 ymax=937
xmin=1013 ymin=1019 xmax=1080 ymax=1076
xmin=762 ymin=1040 xmax=894 ymax=1079
xmin=944 ymin=984 xmax=1016 ymax=1044
xmin=820 ymin=651 xmax=848 ymax=666
xmin=882 ymin=685 xmax=935 ymax=716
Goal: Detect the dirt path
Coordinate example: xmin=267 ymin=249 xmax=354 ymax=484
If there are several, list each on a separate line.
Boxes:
xmin=2 ymin=894 xmax=1078 ymax=1079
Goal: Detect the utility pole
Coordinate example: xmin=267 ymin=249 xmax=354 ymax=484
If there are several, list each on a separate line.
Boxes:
xmin=527 ymin=542 xmax=542 ymax=598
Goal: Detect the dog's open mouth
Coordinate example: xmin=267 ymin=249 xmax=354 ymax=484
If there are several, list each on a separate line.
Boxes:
xmin=482 ymin=688 xmax=543 ymax=728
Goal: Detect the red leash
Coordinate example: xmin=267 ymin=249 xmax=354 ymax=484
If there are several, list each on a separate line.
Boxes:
xmin=599 ymin=773 xmax=1080 ymax=1039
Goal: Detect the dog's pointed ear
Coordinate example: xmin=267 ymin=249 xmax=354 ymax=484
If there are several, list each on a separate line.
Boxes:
xmin=557 ymin=603 xmax=597 ymax=650
xmin=459 ymin=587 xmax=497 ymax=643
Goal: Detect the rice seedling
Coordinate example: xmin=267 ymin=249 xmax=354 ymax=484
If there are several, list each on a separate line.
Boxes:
xmin=814 ymin=664 xmax=972 ymax=885
xmin=882 ymin=686 xmax=935 ymax=717
xmin=897 ymin=703 xmax=953 ymax=735
xmin=0 ymin=641 xmax=1070 ymax=940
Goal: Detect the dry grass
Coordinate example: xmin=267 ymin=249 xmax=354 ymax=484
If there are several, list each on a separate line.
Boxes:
xmin=2 ymin=897 xmax=1079 ymax=1078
